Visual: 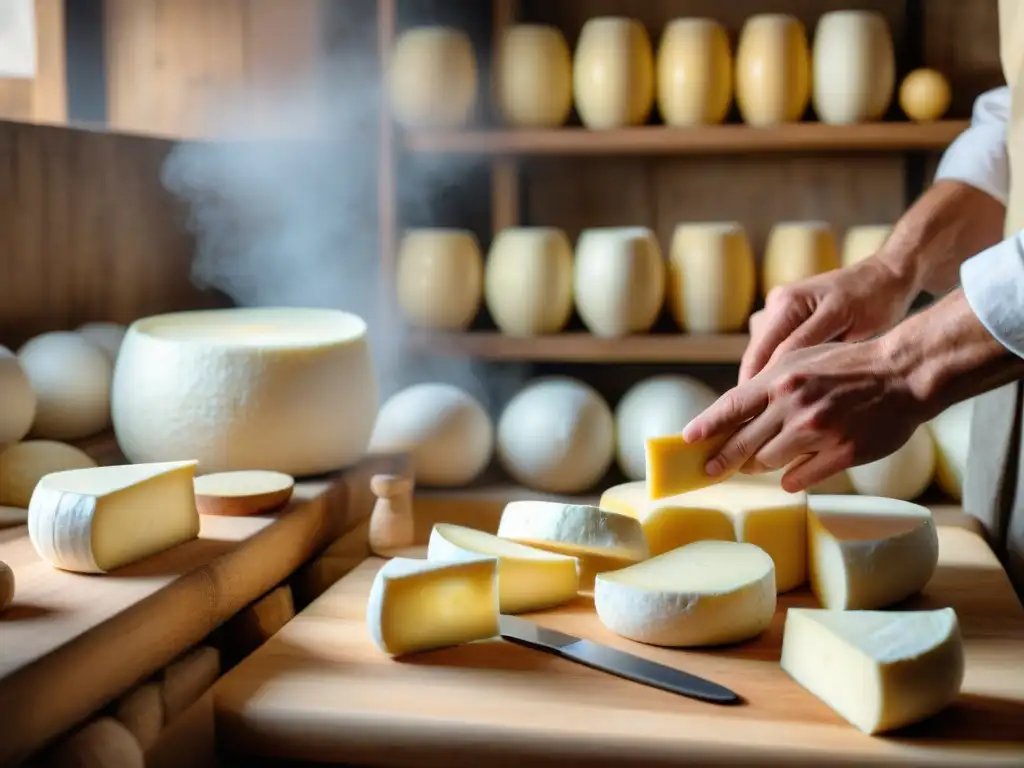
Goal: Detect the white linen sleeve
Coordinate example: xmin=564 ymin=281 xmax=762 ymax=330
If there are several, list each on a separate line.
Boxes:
xmin=934 ymin=86 xmax=1011 ymax=205
xmin=961 ymin=232 xmax=1024 ymax=359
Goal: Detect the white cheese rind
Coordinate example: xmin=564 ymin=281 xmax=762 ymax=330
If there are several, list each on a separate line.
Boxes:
xmin=497 ymin=500 xmax=649 ymax=562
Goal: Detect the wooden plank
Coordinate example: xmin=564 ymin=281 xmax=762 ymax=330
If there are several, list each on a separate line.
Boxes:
xmin=0 ymin=0 xmax=67 ymax=125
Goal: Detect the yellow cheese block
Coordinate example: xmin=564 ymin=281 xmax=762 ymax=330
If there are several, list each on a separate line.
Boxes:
xmin=644 ymin=433 xmax=732 ymax=499
xmin=735 ymin=14 xmax=810 ymax=126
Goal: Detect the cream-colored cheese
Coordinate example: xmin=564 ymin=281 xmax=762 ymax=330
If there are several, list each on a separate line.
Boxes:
xmin=928 ymin=398 xmax=974 ymax=502
xmin=762 ymin=221 xmax=840 ymax=297
xmin=0 ymin=345 xmax=36 ymax=447
xmin=735 ymin=14 xmax=810 ymax=126
xmin=899 ymin=68 xmax=952 ymax=123
xmin=77 ymin=322 xmax=128 ymax=364
xmin=841 ymin=224 xmax=893 ymax=267
xmin=573 ymin=17 xmax=655 ymax=129
xmin=193 ymin=470 xmax=295 ymax=516
xmin=396 ymin=229 xmax=483 ymax=332
xmin=656 ymin=18 xmax=732 ymax=126
xmin=495 ymin=24 xmax=573 ymax=128
xmin=389 ymin=26 xmax=477 ymax=129
xmin=847 ymin=424 xmax=936 ymax=500
xmin=811 ymin=11 xmax=895 ymax=125
xmin=0 ymin=440 xmax=97 ymax=508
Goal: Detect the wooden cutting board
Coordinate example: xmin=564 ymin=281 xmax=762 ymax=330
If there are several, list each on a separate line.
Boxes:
xmin=213 ymin=524 xmax=1024 ymax=767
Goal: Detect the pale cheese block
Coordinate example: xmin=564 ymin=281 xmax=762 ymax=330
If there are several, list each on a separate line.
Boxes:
xmin=645 ymin=433 xmax=733 ymax=499
xmin=193 ymin=470 xmax=295 ymax=516
xmin=928 ymin=397 xmax=974 ymax=502
xmin=484 ymin=227 xmax=574 ymax=336
xmin=656 ymin=18 xmax=732 ymax=126
xmin=667 ymin=222 xmax=755 ymax=333
xmin=847 ymin=424 xmax=936 ymax=500
xmin=735 ymin=14 xmax=810 ymax=126
xmin=899 ymin=68 xmax=952 ymax=123
xmin=161 ymin=646 xmax=221 ymax=723
xmin=18 ymin=331 xmax=113 ymax=441
xmin=762 ymin=221 xmax=840 ymax=297
xmin=0 ymin=345 xmax=36 ymax=446
xmin=811 ymin=11 xmax=895 ymax=125
xmin=42 ymin=717 xmax=145 ymax=768
xmin=0 ymin=560 xmax=13 ymax=613
xmin=111 ymin=308 xmax=377 ymax=477
xmin=496 ymin=377 xmax=614 ymax=494
xmin=371 ymin=383 xmax=494 ymax=487
xmin=0 ymin=440 xmax=97 ymax=508
xmin=396 ymin=229 xmax=484 ymax=332
xmin=595 ymin=541 xmax=776 ymax=647
xmin=0 ymin=506 xmax=28 ymax=528
xmin=841 ymin=224 xmax=893 ymax=267
xmin=573 ymin=227 xmax=666 ymax=338
xmin=366 ymin=556 xmax=500 ymax=657
xmin=77 ymin=321 xmax=128 ymax=363
xmin=389 ymin=26 xmax=477 ymax=129
xmin=780 ymin=608 xmax=964 ymax=734
xmin=614 ymin=375 xmax=719 ymax=481
xmin=427 ymin=523 xmax=579 ymax=613
xmin=495 ymin=24 xmax=573 ymax=128
xmin=573 ymin=17 xmax=655 ymax=129
xmin=807 ymin=495 xmax=939 ymax=610
xmin=115 ymin=683 xmax=165 ymax=751
xmin=27 ymin=460 xmax=201 ymax=574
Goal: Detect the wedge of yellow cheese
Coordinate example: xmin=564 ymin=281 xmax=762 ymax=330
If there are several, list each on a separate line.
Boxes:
xmin=644 ymin=433 xmax=732 ymax=499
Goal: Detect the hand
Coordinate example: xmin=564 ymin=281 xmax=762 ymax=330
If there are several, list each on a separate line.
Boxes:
xmin=739 ymin=258 xmax=918 ymax=383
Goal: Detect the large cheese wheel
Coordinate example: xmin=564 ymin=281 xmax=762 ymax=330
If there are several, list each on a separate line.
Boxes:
xmin=899 ymin=68 xmax=952 ymax=123
xmin=573 ymin=226 xmax=665 ymax=338
xmin=112 ymin=308 xmax=377 ymax=477
xmin=656 ymin=18 xmax=732 ymax=126
xmin=396 ymin=229 xmax=483 ymax=332
xmin=735 ymin=14 xmax=810 ymax=126
xmin=497 ymin=377 xmax=614 ymax=494
xmin=0 ymin=440 xmax=98 ymax=508
xmin=390 ymin=26 xmax=477 ymax=129
xmin=841 ymin=224 xmax=893 ymax=267
xmin=847 ymin=425 xmax=936 ymax=501
xmin=495 ymin=24 xmax=573 ymax=128
xmin=928 ymin=397 xmax=975 ymax=502
xmin=668 ymin=222 xmax=755 ymax=333
xmin=811 ymin=11 xmax=895 ymax=125
xmin=614 ymin=375 xmax=719 ymax=481
xmin=18 ymin=331 xmax=113 ymax=441
xmin=573 ymin=17 xmax=654 ymax=129
xmin=485 ymin=227 xmax=574 ymax=337
xmin=370 ymin=383 xmax=493 ymax=487
xmin=762 ymin=221 xmax=840 ymax=298
xmin=0 ymin=345 xmax=36 ymax=447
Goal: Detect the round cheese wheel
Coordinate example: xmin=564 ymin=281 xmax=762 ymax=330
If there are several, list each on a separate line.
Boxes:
xmin=928 ymin=397 xmax=975 ymax=502
xmin=762 ymin=221 xmax=840 ymax=298
xmin=847 ymin=425 xmax=936 ymax=501
xmin=77 ymin=322 xmax=128 ymax=364
xmin=735 ymin=14 xmax=810 ymax=126
xmin=396 ymin=229 xmax=483 ymax=332
xmin=112 ymin=308 xmax=377 ymax=477
xmin=194 ymin=470 xmax=296 ymax=516
xmin=667 ymin=222 xmax=755 ymax=333
xmin=390 ymin=26 xmax=477 ymax=129
xmin=18 ymin=331 xmax=113 ymax=441
xmin=485 ymin=227 xmax=574 ymax=337
xmin=497 ymin=377 xmax=614 ymax=494
xmin=573 ymin=17 xmax=655 ymax=129
xmin=841 ymin=224 xmax=893 ymax=267
xmin=573 ymin=226 xmax=665 ymax=338
xmin=0 ymin=560 xmax=14 ymax=613
xmin=656 ymin=18 xmax=732 ymax=126
xmin=614 ymin=375 xmax=719 ymax=480
xmin=754 ymin=466 xmax=855 ymax=495
xmin=0 ymin=345 xmax=36 ymax=447
xmin=0 ymin=441 xmax=98 ymax=508
xmin=899 ymin=68 xmax=952 ymax=123
xmin=495 ymin=24 xmax=573 ymax=128
xmin=45 ymin=717 xmax=144 ymax=768
xmin=370 ymin=383 xmax=493 ymax=487
xmin=811 ymin=11 xmax=895 ymax=125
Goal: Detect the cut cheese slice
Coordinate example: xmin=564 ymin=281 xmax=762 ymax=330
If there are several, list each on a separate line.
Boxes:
xmin=27 ymin=461 xmax=201 ymax=574
xmin=193 ymin=470 xmax=295 ymax=516
xmin=807 ymin=495 xmax=939 ymax=610
xmin=427 ymin=523 xmax=579 ymax=614
xmin=366 ymin=557 xmax=499 ymax=656
xmin=497 ymin=500 xmax=649 ymax=563
xmin=595 ymin=541 xmax=776 ymax=647
xmin=780 ymin=607 xmax=964 ymax=734
xmin=645 ymin=434 xmax=732 ymax=499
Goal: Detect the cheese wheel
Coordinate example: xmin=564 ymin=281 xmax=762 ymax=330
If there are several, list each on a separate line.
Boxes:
xmin=762 ymin=221 xmax=840 ymax=297
xmin=0 ymin=345 xmax=35 ymax=446
xmin=0 ymin=440 xmax=97 ymax=508
xmin=667 ymin=222 xmax=755 ymax=332
xmin=193 ymin=470 xmax=295 ymax=516
xmin=389 ymin=26 xmax=477 ymax=129
xmin=573 ymin=226 xmax=665 ymax=338
xmin=485 ymin=227 xmax=574 ymax=336
xmin=18 ymin=331 xmax=113 ymax=441
xmin=573 ymin=17 xmax=655 ymax=129
xmin=811 ymin=11 xmax=895 ymax=125
xmin=841 ymin=224 xmax=893 ymax=267
xmin=396 ymin=229 xmax=483 ymax=332
xmin=496 ymin=377 xmax=614 ymax=494
xmin=495 ymin=24 xmax=572 ymax=128
xmin=497 ymin=500 xmax=649 ymax=563
xmin=753 ymin=466 xmax=855 ymax=495
xmin=614 ymin=375 xmax=718 ymax=481
xmin=112 ymin=308 xmax=377 ymax=476
xmin=656 ymin=18 xmax=732 ymax=126
xmin=77 ymin=322 xmax=128 ymax=363
xmin=847 ymin=425 xmax=936 ymax=500
xmin=0 ymin=506 xmax=28 ymax=528
xmin=928 ymin=397 xmax=975 ymax=502
xmin=43 ymin=717 xmax=145 ymax=768
xmin=370 ymin=383 xmax=493 ymax=487
xmin=0 ymin=560 xmax=14 ymax=613
xmin=735 ymin=14 xmax=810 ymax=126
xmin=899 ymin=68 xmax=952 ymax=123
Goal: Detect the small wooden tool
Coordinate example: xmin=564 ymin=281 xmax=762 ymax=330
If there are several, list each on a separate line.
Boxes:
xmin=369 ymin=474 xmax=416 ymax=557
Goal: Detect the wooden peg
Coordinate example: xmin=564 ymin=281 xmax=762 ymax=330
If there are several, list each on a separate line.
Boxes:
xmin=369 ymin=474 xmax=416 ymax=557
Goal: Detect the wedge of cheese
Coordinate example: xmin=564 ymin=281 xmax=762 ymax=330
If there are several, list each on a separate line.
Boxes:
xmin=595 ymin=540 xmax=776 ymax=647
xmin=807 ymin=495 xmax=939 ymax=610
xmin=780 ymin=607 xmax=964 ymax=734
xmin=366 ymin=557 xmax=499 ymax=656
xmin=28 ymin=461 xmax=201 ymax=574
xmin=427 ymin=523 xmax=579 ymax=613
xmin=645 ymin=434 xmax=732 ymax=498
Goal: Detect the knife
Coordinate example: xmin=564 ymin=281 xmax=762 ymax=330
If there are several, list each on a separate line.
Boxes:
xmin=498 ymin=615 xmax=741 ymax=705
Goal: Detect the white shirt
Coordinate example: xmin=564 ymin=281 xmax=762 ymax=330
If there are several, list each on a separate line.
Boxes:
xmin=937 ymin=86 xmax=1024 ymax=358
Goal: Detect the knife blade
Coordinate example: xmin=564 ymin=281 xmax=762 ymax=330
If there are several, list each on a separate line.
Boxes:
xmin=498 ymin=615 xmax=741 ymax=705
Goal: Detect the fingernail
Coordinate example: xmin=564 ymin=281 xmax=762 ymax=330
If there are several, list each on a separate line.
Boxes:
xmin=682 ymin=421 xmax=701 ymax=442
xmin=704 ymin=459 xmax=723 ymax=477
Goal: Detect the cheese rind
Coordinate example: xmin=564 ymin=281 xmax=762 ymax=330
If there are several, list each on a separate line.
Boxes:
xmin=28 ymin=461 xmax=201 ymax=574
xmin=645 ymin=434 xmax=732 ymax=498
xmin=780 ymin=608 xmax=964 ymax=734
xmin=595 ymin=541 xmax=776 ymax=647
xmin=497 ymin=501 xmax=649 ymax=563
xmin=847 ymin=425 xmax=936 ymax=500
xmin=807 ymin=495 xmax=939 ymax=610
xmin=366 ymin=557 xmax=500 ymax=657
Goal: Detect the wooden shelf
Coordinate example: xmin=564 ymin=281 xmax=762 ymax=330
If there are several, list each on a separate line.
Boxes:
xmin=406 ymin=331 xmax=749 ymax=363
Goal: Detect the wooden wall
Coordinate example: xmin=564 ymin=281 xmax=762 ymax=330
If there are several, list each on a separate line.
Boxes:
xmin=0 ymin=0 xmax=66 ymax=125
